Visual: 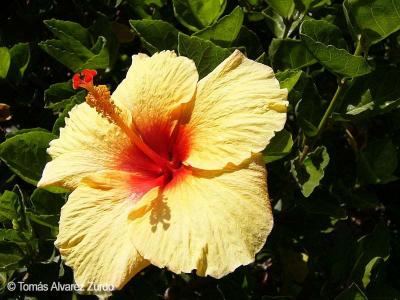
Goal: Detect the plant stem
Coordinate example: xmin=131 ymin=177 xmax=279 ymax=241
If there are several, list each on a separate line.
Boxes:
xmin=298 ymin=38 xmax=363 ymax=163
xmin=298 ymin=144 xmax=309 ymax=163
xmin=354 ymin=38 xmax=363 ymax=56
xmin=282 ymin=19 xmax=291 ymax=39
xmin=315 ymin=78 xmax=346 ymax=136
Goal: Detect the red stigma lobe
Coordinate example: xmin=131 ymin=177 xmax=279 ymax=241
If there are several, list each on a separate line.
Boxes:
xmin=72 ymin=69 xmax=97 ymax=89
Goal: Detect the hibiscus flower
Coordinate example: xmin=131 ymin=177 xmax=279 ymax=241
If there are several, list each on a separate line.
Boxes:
xmin=38 ymin=50 xmax=287 ymax=294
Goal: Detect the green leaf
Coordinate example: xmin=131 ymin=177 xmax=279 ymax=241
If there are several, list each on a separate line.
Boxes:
xmin=302 ymin=19 xmax=348 ymax=49
xmin=291 ymin=146 xmax=330 ymax=197
xmin=5 ymin=127 xmax=48 ymax=139
xmin=0 ymin=187 xmax=30 ymax=233
xmin=300 ymin=192 xmax=347 ymax=219
xmin=276 ymin=69 xmax=303 ymax=92
xmin=0 ymin=130 xmax=56 ymax=185
xmin=30 ymin=188 xmax=65 ymax=215
xmin=193 ymin=6 xmax=244 ymax=48
xmin=39 ymin=38 xmax=91 ymax=69
xmin=263 ymin=7 xmax=286 ymax=38
xmin=39 ymin=19 xmax=109 ymax=72
xmin=343 ymin=65 xmax=400 ymax=118
xmin=285 ymin=70 xmax=311 ymax=104
xmin=126 ymin=0 xmax=166 ymax=19
xmin=44 ymin=81 xmax=84 ymax=112
xmin=0 ymin=241 xmax=24 ymax=270
xmin=349 ymin=223 xmax=390 ymax=287
xmin=178 ymin=33 xmax=231 ymax=78
xmin=344 ymin=0 xmax=400 ymax=46
xmin=0 ymin=190 xmax=19 ymax=222
xmin=244 ymin=0 xmax=263 ymax=5
xmin=130 ymin=19 xmax=179 ymax=53
xmin=335 ymin=283 xmax=367 ymax=300
xmin=269 ymin=38 xmax=317 ymax=70
xmin=0 ymin=229 xmax=31 ymax=246
xmin=362 ymin=257 xmax=383 ymax=288
xmin=26 ymin=208 xmax=60 ymax=239
xmin=0 ymin=229 xmax=35 ymax=257
xmin=0 ymin=47 xmax=11 ymax=79
xmin=300 ymin=0 xmax=331 ymax=10
xmin=26 ymin=212 xmax=59 ymax=230
xmin=263 ymin=129 xmax=293 ymax=163
xmin=90 ymin=14 xmax=120 ymax=68
xmin=44 ymin=19 xmax=91 ymax=46
xmin=266 ymin=0 xmax=295 ymax=19
xmin=357 ymin=138 xmax=398 ymax=184
xmin=44 ymin=81 xmax=74 ymax=104
xmin=52 ymin=101 xmax=76 ymax=135
xmin=128 ymin=0 xmax=165 ymax=9
xmin=80 ymin=36 xmax=109 ymax=70
xmin=232 ymin=26 xmax=263 ymax=59
xmin=295 ymin=78 xmax=324 ymax=137
xmin=300 ymin=19 xmax=372 ymax=78
xmin=8 ymin=43 xmax=30 ymax=82
xmin=173 ymin=0 xmax=227 ymax=31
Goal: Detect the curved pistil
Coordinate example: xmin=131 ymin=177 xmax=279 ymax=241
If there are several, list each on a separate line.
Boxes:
xmin=72 ymin=69 xmax=177 ymax=173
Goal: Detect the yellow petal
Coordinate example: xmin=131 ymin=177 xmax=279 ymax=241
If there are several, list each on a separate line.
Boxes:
xmin=129 ymin=155 xmax=273 ymax=278
xmin=185 ymin=50 xmax=288 ymax=169
xmin=38 ymin=103 xmax=130 ymax=189
xmin=112 ymin=51 xmax=198 ymax=128
xmin=55 ymin=170 xmax=150 ymax=294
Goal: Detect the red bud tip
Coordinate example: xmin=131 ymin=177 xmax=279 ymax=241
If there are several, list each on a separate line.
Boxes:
xmin=72 ymin=69 xmax=97 ymax=89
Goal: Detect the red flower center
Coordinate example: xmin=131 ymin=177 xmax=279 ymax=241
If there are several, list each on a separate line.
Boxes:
xmin=72 ymin=69 xmax=191 ymax=196
xmin=118 ymin=119 xmax=192 ymax=194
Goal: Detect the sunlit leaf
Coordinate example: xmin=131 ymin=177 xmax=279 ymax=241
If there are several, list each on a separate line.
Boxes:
xmin=177 ymin=33 xmax=231 ymax=78
xmin=344 ymin=0 xmax=400 ymax=46
xmin=276 ymin=69 xmax=303 ymax=92
xmin=291 ymin=146 xmax=330 ymax=197
xmin=300 ymin=0 xmax=331 ymax=10
xmin=39 ymin=19 xmax=109 ymax=72
xmin=263 ymin=128 xmax=293 ymax=163
xmin=300 ymin=19 xmax=372 ymax=77
xmin=263 ymin=7 xmax=286 ymax=38
xmin=343 ymin=65 xmax=400 ymax=118
xmin=349 ymin=223 xmax=390 ymax=288
xmin=193 ymin=6 xmax=244 ymax=48
xmin=8 ymin=43 xmax=30 ymax=81
xmin=173 ymin=0 xmax=227 ymax=31
xmin=266 ymin=0 xmax=295 ymax=19
xmin=0 ymin=130 xmax=56 ymax=185
xmin=0 ymin=47 xmax=10 ymax=79
xmin=44 ymin=19 xmax=91 ymax=46
xmin=0 ymin=190 xmax=19 ymax=222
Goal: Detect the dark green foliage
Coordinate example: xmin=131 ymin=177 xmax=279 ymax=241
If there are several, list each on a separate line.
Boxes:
xmin=0 ymin=0 xmax=400 ymax=299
